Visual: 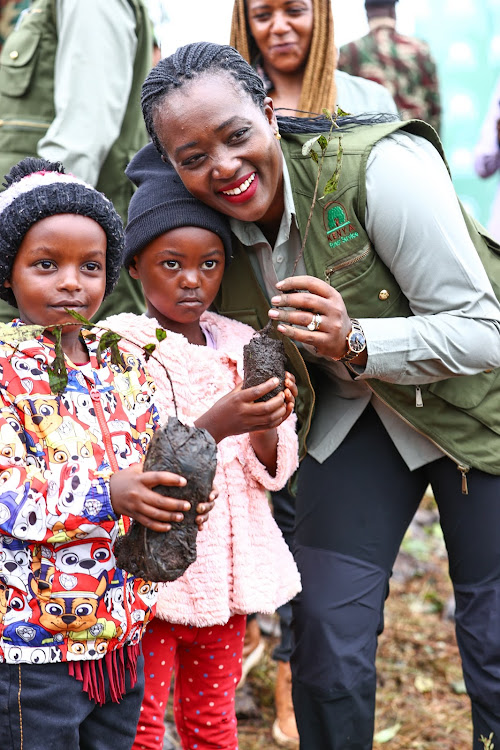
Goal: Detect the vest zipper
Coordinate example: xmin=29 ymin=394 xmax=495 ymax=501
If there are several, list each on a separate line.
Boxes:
xmin=415 ymin=386 xmax=424 ymax=407
xmin=364 ymin=382 xmax=471 ymax=494
xmin=325 ymin=247 xmax=371 ymax=281
xmin=89 ymin=386 xmax=133 ymax=634
xmin=0 ymin=118 xmax=51 ymax=129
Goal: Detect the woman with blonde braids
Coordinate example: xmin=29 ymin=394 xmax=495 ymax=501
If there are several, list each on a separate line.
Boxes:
xmin=230 ymin=0 xmax=335 ymax=117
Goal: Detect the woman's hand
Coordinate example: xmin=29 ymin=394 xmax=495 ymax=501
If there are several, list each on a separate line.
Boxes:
xmin=268 ymin=275 xmax=362 ymax=362
xmin=195 ymin=377 xmax=290 ymax=444
xmin=110 ymin=464 xmax=216 ymax=532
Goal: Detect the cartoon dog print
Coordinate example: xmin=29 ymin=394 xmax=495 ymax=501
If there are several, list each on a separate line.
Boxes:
xmin=0 ymin=535 xmax=31 ymax=592
xmin=34 ymin=571 xmax=108 ymax=636
xmin=54 ymin=536 xmax=114 ymax=580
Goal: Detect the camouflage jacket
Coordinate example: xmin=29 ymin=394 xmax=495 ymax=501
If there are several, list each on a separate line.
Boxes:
xmin=338 ymin=18 xmax=441 ymax=134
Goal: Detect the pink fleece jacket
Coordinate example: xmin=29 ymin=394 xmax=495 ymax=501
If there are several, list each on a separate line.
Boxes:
xmin=103 ymin=311 xmax=301 ymax=627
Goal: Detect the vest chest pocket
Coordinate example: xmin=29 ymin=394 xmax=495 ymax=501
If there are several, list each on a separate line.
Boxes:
xmin=0 ymin=29 xmax=41 ymax=98
xmin=324 ymin=242 xmax=407 ymax=319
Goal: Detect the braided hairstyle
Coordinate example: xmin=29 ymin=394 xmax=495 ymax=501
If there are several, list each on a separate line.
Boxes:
xmin=229 ymin=0 xmax=336 ymax=117
xmin=142 ymin=42 xmax=269 ymax=158
xmin=141 ymin=41 xmax=394 ymax=157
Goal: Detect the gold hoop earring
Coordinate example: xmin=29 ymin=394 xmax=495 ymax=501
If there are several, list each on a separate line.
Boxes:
xmin=275 ymin=130 xmax=281 ymax=141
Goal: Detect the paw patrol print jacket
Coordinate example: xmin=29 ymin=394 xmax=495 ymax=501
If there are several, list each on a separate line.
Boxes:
xmin=0 ymin=324 xmax=160 ymax=667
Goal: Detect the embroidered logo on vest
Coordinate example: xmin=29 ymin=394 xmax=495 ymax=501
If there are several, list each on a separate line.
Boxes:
xmin=324 ymin=201 xmax=359 ymax=249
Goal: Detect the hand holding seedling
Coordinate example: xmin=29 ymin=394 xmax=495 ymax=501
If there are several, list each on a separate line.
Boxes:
xmin=269 ymin=275 xmax=367 ymax=365
xmin=195 ymin=374 xmax=294 ymax=445
xmin=110 ymin=463 xmax=215 ymax=533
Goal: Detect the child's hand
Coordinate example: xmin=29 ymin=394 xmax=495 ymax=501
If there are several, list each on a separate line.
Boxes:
xmin=110 ymin=465 xmax=217 ymax=532
xmin=195 ymin=377 xmax=289 ymax=444
xmin=110 ymin=464 xmax=184 ymax=532
xmin=283 ymin=371 xmax=297 ymax=419
xmin=196 ymin=486 xmax=218 ymax=531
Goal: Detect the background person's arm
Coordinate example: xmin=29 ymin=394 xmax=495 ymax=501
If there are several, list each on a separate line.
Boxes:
xmin=38 ymin=0 xmax=136 ymax=185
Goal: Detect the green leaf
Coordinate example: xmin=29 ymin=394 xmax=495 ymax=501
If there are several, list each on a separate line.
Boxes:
xmin=374 ymin=723 xmax=401 ymax=743
xmin=143 ymin=342 xmax=156 ymax=361
xmin=301 ymin=135 xmax=321 ymax=156
xmin=322 ymin=107 xmax=333 ymax=120
xmin=155 ymin=328 xmax=167 ymax=342
xmin=317 ymin=134 xmax=328 ymax=153
xmin=310 ymin=150 xmax=319 ymax=164
xmin=47 ymin=326 xmax=68 ymax=395
xmin=323 ymin=137 xmax=344 ymax=195
xmin=65 ymin=308 xmax=93 ymax=327
xmin=337 ymin=106 xmax=351 ymax=118
xmin=110 ymin=341 xmax=125 ymax=369
xmin=97 ymin=330 xmax=124 ymax=369
xmin=0 ymin=323 xmax=45 ymax=343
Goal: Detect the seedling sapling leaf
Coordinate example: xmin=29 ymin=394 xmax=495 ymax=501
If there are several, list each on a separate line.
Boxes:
xmin=143 ymin=343 xmax=156 ymax=361
xmin=47 ymin=326 xmax=68 ymax=395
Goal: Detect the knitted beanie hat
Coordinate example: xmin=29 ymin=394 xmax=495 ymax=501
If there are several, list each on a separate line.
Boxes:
xmin=0 ymin=157 xmax=124 ymax=308
xmin=123 ymin=142 xmax=232 ymax=268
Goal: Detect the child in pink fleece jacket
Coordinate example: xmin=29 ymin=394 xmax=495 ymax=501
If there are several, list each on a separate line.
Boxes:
xmin=101 ymin=143 xmax=301 ymax=750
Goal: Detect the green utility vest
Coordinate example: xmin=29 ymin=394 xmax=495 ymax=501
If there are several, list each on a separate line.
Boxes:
xmin=215 ymin=121 xmax=500 ymax=480
xmin=0 ymin=0 xmax=152 ymax=320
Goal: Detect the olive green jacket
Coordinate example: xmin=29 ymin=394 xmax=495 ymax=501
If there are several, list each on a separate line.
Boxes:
xmin=0 ymin=0 xmax=152 ymax=320
xmin=215 ymin=120 xmax=500 ymax=477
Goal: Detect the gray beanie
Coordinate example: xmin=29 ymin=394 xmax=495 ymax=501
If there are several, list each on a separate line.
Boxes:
xmin=0 ymin=158 xmax=124 ymax=308
xmin=123 ymin=142 xmax=233 ymax=268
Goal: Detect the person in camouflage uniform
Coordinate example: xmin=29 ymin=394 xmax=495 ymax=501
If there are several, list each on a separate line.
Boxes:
xmin=338 ymin=0 xmax=441 ymax=134
xmin=0 ymin=0 xmax=29 ymax=49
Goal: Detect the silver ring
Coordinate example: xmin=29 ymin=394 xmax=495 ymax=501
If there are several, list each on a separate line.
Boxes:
xmin=307 ymin=313 xmax=322 ymax=332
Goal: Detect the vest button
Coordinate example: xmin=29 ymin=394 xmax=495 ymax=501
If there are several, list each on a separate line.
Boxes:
xmin=378 ymin=289 xmax=390 ymax=301
xmin=9 ymin=50 xmax=19 ymax=60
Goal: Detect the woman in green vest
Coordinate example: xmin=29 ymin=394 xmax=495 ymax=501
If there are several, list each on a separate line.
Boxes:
xmin=139 ymin=43 xmax=500 ymax=750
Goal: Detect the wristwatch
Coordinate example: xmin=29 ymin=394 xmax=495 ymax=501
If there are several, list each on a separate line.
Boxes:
xmin=338 ymin=318 xmax=366 ymax=363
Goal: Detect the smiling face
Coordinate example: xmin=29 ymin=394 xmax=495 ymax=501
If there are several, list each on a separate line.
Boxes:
xmin=153 ymin=72 xmax=285 ymax=234
xmin=246 ymin=0 xmax=314 ymax=77
xmin=129 ymin=226 xmax=226 ymax=343
xmin=5 ymin=214 xmax=107 ymax=328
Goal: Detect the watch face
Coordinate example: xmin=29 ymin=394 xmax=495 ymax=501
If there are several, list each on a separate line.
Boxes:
xmin=348 ymin=331 xmax=366 ymax=353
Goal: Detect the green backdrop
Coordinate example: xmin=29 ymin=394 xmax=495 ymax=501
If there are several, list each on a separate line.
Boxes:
xmin=414 ymin=0 xmax=500 ymax=227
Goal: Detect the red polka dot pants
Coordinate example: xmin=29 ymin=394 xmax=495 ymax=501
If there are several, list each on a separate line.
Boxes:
xmin=133 ymin=614 xmax=246 ymax=750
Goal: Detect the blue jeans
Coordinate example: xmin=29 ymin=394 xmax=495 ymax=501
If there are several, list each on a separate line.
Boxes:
xmin=0 ymin=653 xmax=145 ymax=750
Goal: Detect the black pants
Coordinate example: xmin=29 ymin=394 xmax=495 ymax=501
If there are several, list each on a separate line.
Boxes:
xmin=291 ymin=405 xmax=500 ymax=750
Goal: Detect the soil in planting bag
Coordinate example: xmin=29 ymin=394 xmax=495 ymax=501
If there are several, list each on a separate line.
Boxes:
xmin=243 ymin=324 xmax=286 ymax=402
xmin=115 ymin=417 xmax=217 ymax=582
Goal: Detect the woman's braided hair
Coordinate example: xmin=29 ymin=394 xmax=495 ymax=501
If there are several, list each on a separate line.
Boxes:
xmin=229 ymin=0 xmax=336 ymax=117
xmin=141 ymin=41 xmax=394 ymax=158
xmin=142 ymin=42 xmax=269 ymax=158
